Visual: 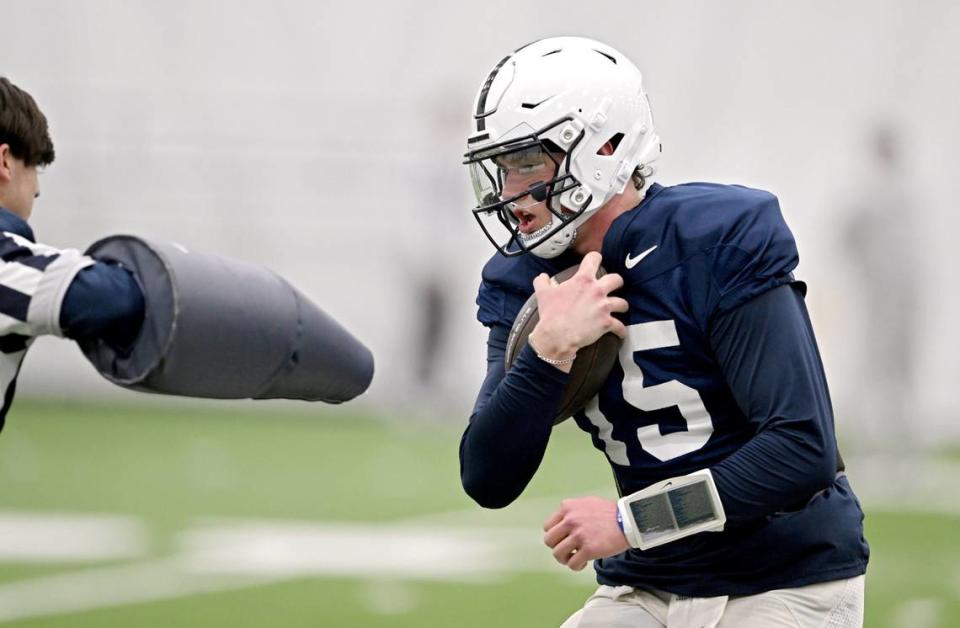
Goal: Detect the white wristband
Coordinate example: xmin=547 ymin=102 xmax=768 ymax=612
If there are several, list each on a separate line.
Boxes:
xmin=617 ymin=469 xmax=726 ymax=550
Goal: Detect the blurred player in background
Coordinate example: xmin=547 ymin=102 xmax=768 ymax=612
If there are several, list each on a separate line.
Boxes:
xmin=841 ymin=124 xmax=921 ymax=454
xmin=0 ymin=76 xmax=372 ymax=430
xmin=459 ymin=37 xmax=868 ymax=627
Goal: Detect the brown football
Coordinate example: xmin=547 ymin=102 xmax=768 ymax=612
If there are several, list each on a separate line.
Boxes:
xmin=504 ymin=264 xmax=622 ymax=424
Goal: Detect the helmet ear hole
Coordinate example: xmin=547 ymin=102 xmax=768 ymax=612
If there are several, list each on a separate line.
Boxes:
xmin=597 ymin=133 xmax=624 ymax=156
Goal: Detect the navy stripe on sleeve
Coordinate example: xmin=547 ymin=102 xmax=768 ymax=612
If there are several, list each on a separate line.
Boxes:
xmin=0 ymin=334 xmax=30 ymax=354
xmin=12 ymin=255 xmax=59 ymax=272
xmin=0 ymin=283 xmax=31 ymax=321
xmin=0 ymin=238 xmax=55 ymax=266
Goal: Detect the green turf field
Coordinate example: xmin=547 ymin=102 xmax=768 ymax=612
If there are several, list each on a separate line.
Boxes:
xmin=0 ymin=399 xmax=956 ymax=627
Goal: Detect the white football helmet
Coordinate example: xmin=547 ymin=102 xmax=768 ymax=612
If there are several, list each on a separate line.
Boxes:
xmin=464 ymin=36 xmax=661 ymax=258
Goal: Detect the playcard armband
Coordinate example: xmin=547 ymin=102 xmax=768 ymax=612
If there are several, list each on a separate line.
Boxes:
xmin=616 ymin=469 xmax=726 ymax=550
xmin=79 ymin=235 xmax=373 ymax=404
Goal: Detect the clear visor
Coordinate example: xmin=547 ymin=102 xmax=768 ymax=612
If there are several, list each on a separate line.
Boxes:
xmin=465 ymin=137 xmax=581 ymax=256
xmin=463 ymin=117 xmax=589 ymax=257
xmin=468 ymin=142 xmax=557 ymax=212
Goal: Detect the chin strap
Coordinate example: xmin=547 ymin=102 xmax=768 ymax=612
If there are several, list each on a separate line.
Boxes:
xmin=526 ymin=185 xmax=592 ymax=259
xmin=526 ymin=215 xmax=577 ymax=259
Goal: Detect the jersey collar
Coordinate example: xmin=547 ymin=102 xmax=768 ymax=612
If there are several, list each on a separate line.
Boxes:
xmin=601 ymin=182 xmax=665 ymax=273
xmin=0 ymin=207 xmax=36 ymax=241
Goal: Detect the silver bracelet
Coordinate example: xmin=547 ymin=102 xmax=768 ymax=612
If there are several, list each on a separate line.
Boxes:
xmin=536 ymin=352 xmax=576 ymax=366
xmin=528 ymin=336 xmax=577 ymax=366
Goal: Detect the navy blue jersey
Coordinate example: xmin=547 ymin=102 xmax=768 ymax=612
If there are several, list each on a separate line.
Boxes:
xmin=463 ymin=182 xmax=868 ymax=596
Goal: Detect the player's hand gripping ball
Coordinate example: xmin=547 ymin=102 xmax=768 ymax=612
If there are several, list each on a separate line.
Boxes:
xmin=504 ymin=263 xmax=623 ymax=424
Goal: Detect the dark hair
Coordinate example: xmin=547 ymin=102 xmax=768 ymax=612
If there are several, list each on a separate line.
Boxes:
xmin=0 ymin=77 xmax=55 ymax=167
xmin=632 ymin=164 xmax=654 ymax=191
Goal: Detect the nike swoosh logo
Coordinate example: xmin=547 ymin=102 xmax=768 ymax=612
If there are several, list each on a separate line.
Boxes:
xmin=625 ymin=245 xmax=658 ymax=269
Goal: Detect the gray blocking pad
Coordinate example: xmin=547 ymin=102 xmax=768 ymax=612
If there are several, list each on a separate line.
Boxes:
xmin=79 ymin=236 xmax=373 ymax=403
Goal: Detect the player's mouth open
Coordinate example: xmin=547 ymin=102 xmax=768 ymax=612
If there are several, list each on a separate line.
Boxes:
xmin=513 ymin=209 xmax=539 ymax=234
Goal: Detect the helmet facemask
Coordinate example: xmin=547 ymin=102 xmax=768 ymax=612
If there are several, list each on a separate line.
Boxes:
xmin=464 ymin=118 xmax=591 ymax=258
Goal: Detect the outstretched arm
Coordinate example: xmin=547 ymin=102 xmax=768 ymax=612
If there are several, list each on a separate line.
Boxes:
xmin=0 ymin=230 xmax=141 ymax=343
xmin=60 ymin=263 xmax=145 ymax=347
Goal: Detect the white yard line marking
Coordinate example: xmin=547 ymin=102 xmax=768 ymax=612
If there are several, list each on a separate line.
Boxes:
xmin=0 ymin=559 xmax=284 ymax=624
xmin=0 ymin=515 xmax=583 ymax=624
xmin=0 ymin=511 xmax=146 ymax=563
xmin=180 ymin=520 xmax=551 ymax=581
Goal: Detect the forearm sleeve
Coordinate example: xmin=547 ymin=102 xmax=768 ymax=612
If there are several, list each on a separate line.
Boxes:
xmin=459 ymin=324 xmax=569 ymax=508
xmin=709 ymin=284 xmax=838 ymax=526
xmin=60 ymin=263 xmax=145 ymax=347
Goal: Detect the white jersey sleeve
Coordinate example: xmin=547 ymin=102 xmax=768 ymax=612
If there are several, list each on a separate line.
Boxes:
xmin=0 ymin=230 xmax=95 ymax=338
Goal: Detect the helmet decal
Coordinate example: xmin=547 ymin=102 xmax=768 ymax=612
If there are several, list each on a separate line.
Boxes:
xmin=474 ymin=54 xmax=512 ymax=132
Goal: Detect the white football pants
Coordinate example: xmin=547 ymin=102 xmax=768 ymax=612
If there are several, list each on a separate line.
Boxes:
xmin=560 ymin=575 xmax=864 ymax=628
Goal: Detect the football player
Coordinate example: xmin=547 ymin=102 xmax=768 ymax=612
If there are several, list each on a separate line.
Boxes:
xmin=0 ymin=76 xmax=372 ymax=430
xmin=459 ymin=37 xmax=868 ymax=627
